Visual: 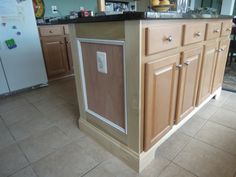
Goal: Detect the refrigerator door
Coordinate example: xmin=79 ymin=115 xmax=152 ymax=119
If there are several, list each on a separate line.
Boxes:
xmin=0 ymin=0 xmax=48 ymax=92
xmin=0 ymin=58 xmax=10 ymax=94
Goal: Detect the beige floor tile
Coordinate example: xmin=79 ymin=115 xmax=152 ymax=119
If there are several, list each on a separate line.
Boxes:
xmin=1 ymin=104 xmax=43 ymax=126
xmin=82 ymin=164 xmax=116 ymax=177
xmin=9 ymin=116 xmax=53 ymax=141
xmin=19 ymin=126 xmax=72 ymax=162
xmin=173 ymin=139 xmax=236 ymax=177
xmin=158 ymin=163 xmax=197 ymax=177
xmin=196 ymin=103 xmax=218 ymax=119
xmin=32 ymin=142 xmax=99 ymax=177
xmin=139 ymin=155 xmax=170 ymax=177
xmin=222 ymin=93 xmax=236 ymax=113
xmin=0 ymin=119 xmax=15 ymax=150
xmin=179 ymin=115 xmax=207 ymax=137
xmin=195 ymin=121 xmax=236 ymax=156
xmin=9 ymin=166 xmax=37 ymax=177
xmin=155 ymin=132 xmax=192 ymax=160
xmin=55 ymin=117 xmax=85 ymax=140
xmin=75 ymin=136 xmax=114 ymax=162
xmin=0 ymin=144 xmax=29 ymax=177
xmin=209 ymin=90 xmax=232 ymax=107
xmin=209 ymin=107 xmax=236 ymax=130
xmin=0 ymin=96 xmax=28 ymax=114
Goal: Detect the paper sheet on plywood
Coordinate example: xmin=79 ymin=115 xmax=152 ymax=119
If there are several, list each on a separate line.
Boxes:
xmin=0 ymin=0 xmax=17 ymax=17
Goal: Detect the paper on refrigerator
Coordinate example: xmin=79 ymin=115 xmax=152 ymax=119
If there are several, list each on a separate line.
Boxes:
xmin=0 ymin=0 xmax=18 ymax=17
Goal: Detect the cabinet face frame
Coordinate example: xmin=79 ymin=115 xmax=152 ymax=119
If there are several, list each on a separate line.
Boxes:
xmin=144 ymin=54 xmax=180 ymax=151
xmin=77 ymin=38 xmax=128 ymax=134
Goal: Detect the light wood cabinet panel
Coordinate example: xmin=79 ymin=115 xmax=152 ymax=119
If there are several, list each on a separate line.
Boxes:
xmin=206 ymin=22 xmax=222 ymax=40
xmin=41 ymin=36 xmax=69 ymax=79
xmin=197 ymin=42 xmax=218 ymax=105
xmin=221 ymin=21 xmax=232 ymax=37
xmin=39 ymin=25 xmax=64 ymax=36
xmin=176 ymin=47 xmax=202 ymax=123
xmin=144 ymin=54 xmax=180 ymax=151
xmin=183 ymin=23 xmax=206 ymax=45
xmin=212 ymin=39 xmax=230 ymax=92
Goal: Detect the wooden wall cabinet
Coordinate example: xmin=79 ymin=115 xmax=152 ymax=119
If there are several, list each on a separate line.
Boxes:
xmin=39 ymin=25 xmax=73 ymax=80
xmin=144 ymin=54 xmax=180 ymax=150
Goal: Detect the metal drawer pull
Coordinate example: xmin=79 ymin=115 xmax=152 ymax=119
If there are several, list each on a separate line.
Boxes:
xmin=195 ymin=32 xmax=201 ymax=37
xmin=216 ymin=48 xmax=224 ymax=52
xmin=176 ymin=64 xmax=182 ymax=69
xmin=166 ymin=36 xmax=173 ymax=42
xmin=49 ymin=30 xmax=53 ymax=33
xmin=184 ymin=60 xmax=191 ymax=65
xmin=214 ymin=29 xmax=220 ymax=33
xmin=226 ymin=28 xmax=231 ymax=31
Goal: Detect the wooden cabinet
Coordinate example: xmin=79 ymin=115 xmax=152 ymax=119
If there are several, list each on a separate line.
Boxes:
xmin=197 ymin=42 xmax=218 ymax=105
xmin=39 ymin=25 xmax=73 ymax=80
xmin=41 ymin=36 xmax=69 ymax=78
xmin=212 ymin=39 xmax=230 ymax=92
xmin=176 ymin=47 xmax=203 ymax=123
xmin=144 ymin=54 xmax=180 ymax=151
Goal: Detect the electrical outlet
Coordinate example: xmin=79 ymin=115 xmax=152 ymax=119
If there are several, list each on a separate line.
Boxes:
xmin=51 ymin=5 xmax=58 ymax=14
xmin=96 ymin=51 xmax=108 ymax=74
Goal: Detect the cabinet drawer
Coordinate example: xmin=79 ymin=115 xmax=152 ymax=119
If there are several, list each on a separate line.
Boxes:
xmin=39 ymin=26 xmax=64 ymax=36
xmin=221 ymin=21 xmax=232 ymax=37
xmin=145 ymin=24 xmax=182 ymax=55
xmin=206 ymin=22 xmax=222 ymax=40
xmin=183 ymin=23 xmax=206 ymax=45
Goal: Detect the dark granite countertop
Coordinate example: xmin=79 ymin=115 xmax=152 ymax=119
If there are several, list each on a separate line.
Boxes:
xmin=37 ymin=12 xmax=233 ymax=25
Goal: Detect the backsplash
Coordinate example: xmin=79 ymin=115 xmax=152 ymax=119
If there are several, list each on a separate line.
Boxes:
xmin=43 ymin=0 xmax=97 ymax=17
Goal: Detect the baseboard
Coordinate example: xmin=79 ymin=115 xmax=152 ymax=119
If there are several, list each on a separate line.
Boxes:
xmin=79 ymin=118 xmax=140 ymax=171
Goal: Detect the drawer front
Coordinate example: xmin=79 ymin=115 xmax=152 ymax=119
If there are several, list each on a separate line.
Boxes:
xmin=64 ymin=25 xmax=69 ymax=35
xmin=206 ymin=22 xmax=222 ymax=40
xmin=221 ymin=21 xmax=232 ymax=37
xmin=39 ymin=26 xmax=64 ymax=36
xmin=183 ymin=23 xmax=206 ymax=45
xmin=145 ymin=24 xmax=182 ymax=55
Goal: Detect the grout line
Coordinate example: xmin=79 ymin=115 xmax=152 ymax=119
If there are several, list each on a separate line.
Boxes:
xmin=208 ymin=119 xmax=236 ymax=132
xmin=30 ymin=164 xmax=40 ymax=177
xmin=172 ymin=162 xmax=200 ymax=177
xmin=192 ymin=136 xmax=236 ymax=158
xmin=80 ymin=161 xmax=103 ymax=177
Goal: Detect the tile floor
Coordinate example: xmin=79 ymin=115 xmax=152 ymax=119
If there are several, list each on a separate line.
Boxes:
xmin=0 ymin=77 xmax=236 ymax=177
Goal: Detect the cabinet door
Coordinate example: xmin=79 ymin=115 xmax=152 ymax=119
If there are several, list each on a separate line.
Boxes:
xmin=66 ymin=37 xmax=74 ymax=72
xmin=212 ymin=39 xmax=230 ymax=92
xmin=197 ymin=42 xmax=218 ymax=105
xmin=144 ymin=54 xmax=180 ymax=151
xmin=41 ymin=36 xmax=69 ymax=79
xmin=176 ymin=47 xmax=202 ymax=123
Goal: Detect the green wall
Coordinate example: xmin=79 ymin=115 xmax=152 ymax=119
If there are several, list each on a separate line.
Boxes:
xmin=43 ymin=0 xmax=97 ymax=17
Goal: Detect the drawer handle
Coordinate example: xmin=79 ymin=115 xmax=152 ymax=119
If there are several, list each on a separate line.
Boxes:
xmin=195 ymin=32 xmax=201 ymax=37
xmin=176 ymin=64 xmax=182 ymax=69
xmin=216 ymin=48 xmax=224 ymax=52
xmin=166 ymin=36 xmax=173 ymax=42
xmin=49 ymin=30 xmax=53 ymax=33
xmin=184 ymin=60 xmax=191 ymax=65
xmin=226 ymin=28 xmax=231 ymax=32
xmin=213 ymin=29 xmax=220 ymax=33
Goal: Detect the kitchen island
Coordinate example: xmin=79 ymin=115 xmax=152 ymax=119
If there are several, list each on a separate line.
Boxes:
xmin=68 ymin=13 xmax=232 ymax=172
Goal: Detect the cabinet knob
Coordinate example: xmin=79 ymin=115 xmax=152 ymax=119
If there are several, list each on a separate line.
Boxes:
xmin=166 ymin=36 xmax=173 ymax=42
xmin=226 ymin=28 xmax=231 ymax=32
xmin=195 ymin=32 xmax=201 ymax=37
xmin=213 ymin=29 xmax=220 ymax=33
xmin=176 ymin=64 xmax=182 ymax=69
xmin=184 ymin=60 xmax=191 ymax=65
xmin=216 ymin=48 xmax=224 ymax=52
xmin=49 ymin=30 xmax=53 ymax=33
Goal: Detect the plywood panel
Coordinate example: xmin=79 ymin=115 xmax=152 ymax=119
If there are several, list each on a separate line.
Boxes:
xmin=81 ymin=42 xmax=125 ymax=129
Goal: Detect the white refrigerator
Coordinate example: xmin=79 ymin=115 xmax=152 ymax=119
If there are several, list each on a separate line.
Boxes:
xmin=0 ymin=0 xmax=47 ymax=95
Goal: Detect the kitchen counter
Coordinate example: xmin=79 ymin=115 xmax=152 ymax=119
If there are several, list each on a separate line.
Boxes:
xmin=38 ymin=12 xmax=232 ymax=25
